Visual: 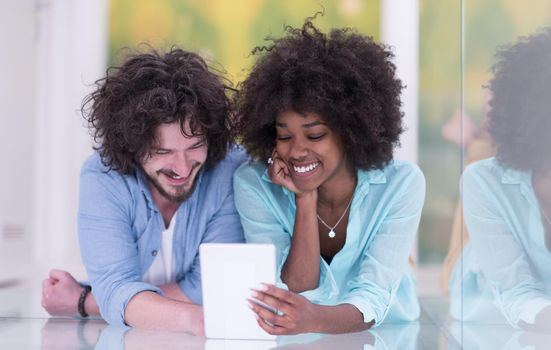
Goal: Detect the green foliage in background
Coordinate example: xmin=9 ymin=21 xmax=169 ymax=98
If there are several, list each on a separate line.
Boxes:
xmin=109 ymin=0 xmax=379 ymax=84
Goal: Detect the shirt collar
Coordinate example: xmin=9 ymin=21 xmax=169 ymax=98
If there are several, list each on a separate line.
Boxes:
xmin=500 ymin=166 xmax=535 ymax=204
xmin=358 ymin=167 xmax=387 ymax=185
xmin=134 ymin=167 xmax=159 ymax=213
xmin=501 ymin=167 xmax=531 ymax=185
xmin=355 ymin=167 xmax=386 ymax=198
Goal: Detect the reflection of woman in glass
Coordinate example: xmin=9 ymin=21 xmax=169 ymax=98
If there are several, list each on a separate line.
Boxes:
xmin=233 ymin=19 xmax=425 ymax=334
xmin=450 ymin=28 xmax=551 ymax=330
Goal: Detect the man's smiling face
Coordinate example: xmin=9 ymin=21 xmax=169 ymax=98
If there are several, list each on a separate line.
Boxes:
xmin=141 ymin=121 xmax=208 ymax=204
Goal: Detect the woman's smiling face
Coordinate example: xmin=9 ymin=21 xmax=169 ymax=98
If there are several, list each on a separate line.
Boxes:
xmin=275 ymin=110 xmax=350 ymax=192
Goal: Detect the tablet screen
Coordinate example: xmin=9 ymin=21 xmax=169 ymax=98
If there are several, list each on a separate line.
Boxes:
xmin=200 ymin=243 xmax=277 ymax=340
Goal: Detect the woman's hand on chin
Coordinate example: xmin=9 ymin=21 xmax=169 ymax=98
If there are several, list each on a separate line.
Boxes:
xmin=268 ymin=150 xmax=303 ymax=195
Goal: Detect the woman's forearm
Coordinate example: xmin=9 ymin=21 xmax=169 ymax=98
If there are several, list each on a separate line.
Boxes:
xmin=314 ymin=303 xmax=374 ymax=334
xmin=281 ymin=191 xmax=320 ymax=292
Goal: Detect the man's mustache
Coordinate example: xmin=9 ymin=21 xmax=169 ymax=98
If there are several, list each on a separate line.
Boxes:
xmin=158 ymin=169 xmax=182 ymax=177
xmin=156 ymin=162 xmax=200 ymax=178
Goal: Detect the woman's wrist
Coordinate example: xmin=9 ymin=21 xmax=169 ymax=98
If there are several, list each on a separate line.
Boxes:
xmin=312 ymin=304 xmax=371 ymax=333
xmin=308 ymin=303 xmax=325 ymax=333
xmin=295 ymin=190 xmax=317 ymax=205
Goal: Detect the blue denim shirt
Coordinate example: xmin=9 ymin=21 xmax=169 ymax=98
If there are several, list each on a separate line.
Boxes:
xmin=78 ymin=147 xmax=247 ymax=326
xmin=233 ymin=160 xmax=425 ymax=326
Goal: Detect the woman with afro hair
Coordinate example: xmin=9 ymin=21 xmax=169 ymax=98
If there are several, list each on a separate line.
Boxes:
xmin=449 ymin=28 xmax=551 ymax=331
xmin=233 ymin=20 xmax=425 ymax=334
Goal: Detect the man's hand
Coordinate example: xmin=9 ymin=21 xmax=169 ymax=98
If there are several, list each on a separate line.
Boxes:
xmin=41 ymin=269 xmax=84 ymax=316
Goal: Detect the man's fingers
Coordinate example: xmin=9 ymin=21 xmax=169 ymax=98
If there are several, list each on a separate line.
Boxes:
xmin=42 ymin=277 xmax=54 ymax=286
xmin=41 ymin=279 xmax=53 ymax=310
xmin=48 ymin=269 xmax=69 ymax=281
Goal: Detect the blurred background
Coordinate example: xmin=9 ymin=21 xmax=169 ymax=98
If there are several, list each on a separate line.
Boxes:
xmin=1 ymin=0 xmax=550 ymax=297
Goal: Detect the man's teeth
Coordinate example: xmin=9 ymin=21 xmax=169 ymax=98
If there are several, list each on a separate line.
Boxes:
xmin=293 ymin=162 xmax=320 ymax=174
xmin=169 ymin=174 xmax=182 ymax=179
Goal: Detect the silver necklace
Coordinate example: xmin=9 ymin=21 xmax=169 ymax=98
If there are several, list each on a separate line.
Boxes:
xmin=317 ymin=196 xmax=353 ymax=239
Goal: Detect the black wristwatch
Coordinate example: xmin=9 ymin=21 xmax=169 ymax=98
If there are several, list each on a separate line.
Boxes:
xmin=78 ymin=286 xmax=92 ymax=318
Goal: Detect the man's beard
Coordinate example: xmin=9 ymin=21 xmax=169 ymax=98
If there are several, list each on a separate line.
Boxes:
xmin=145 ymin=167 xmax=201 ymax=203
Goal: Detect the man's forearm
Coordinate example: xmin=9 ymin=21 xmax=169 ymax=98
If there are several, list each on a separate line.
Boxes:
xmin=159 ymin=283 xmax=192 ymax=303
xmin=124 ymin=291 xmax=203 ymax=333
xmin=83 ymin=283 xmax=189 ymax=319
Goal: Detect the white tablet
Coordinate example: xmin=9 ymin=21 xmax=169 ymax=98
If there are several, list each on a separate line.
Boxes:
xmin=200 ymin=243 xmax=277 ymax=340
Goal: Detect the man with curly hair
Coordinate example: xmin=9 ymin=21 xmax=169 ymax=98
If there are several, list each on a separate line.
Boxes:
xmin=449 ymin=27 xmax=551 ymax=331
xmin=233 ymin=20 xmax=425 ymax=334
xmin=41 ymin=48 xmax=246 ymax=333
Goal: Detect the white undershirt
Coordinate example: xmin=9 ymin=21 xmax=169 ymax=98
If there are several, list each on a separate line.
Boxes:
xmin=143 ymin=215 xmax=177 ymax=285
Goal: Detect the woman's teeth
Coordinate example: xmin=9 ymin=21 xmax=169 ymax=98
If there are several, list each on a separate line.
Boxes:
xmin=293 ymin=162 xmax=320 ymax=174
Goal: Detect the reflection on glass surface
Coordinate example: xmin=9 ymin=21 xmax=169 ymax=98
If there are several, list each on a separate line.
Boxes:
xmin=40 ymin=318 xmax=107 ymax=349
xmin=450 ymin=28 xmax=551 ymax=330
xmin=450 ymin=322 xmax=551 ymax=350
xmin=0 ymin=283 xmax=421 ymax=349
xmin=32 ymin=314 xmax=551 ymax=350
xmin=43 ymin=322 xmax=419 ymax=350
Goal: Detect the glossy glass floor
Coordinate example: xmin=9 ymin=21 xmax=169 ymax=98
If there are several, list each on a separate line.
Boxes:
xmin=1 ymin=285 xmax=548 ymax=349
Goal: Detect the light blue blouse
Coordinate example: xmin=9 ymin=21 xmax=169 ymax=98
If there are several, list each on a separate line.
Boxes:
xmin=450 ymin=158 xmax=551 ymax=327
xmin=233 ymin=160 xmax=425 ymax=326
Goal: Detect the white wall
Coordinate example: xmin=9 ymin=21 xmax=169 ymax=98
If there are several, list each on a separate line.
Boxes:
xmin=32 ymin=0 xmax=108 ymax=279
xmin=381 ymin=0 xmax=419 ymax=164
xmin=381 ymin=0 xmax=423 ymax=273
xmin=0 ymin=0 xmax=36 ymax=282
xmin=0 ymin=0 xmax=108 ymax=283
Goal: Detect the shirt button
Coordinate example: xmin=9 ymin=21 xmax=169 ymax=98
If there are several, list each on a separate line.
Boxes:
xmin=151 ymin=250 xmax=158 ymax=256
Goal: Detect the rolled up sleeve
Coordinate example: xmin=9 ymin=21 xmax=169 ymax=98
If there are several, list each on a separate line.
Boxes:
xmin=341 ymin=167 xmax=425 ymax=325
xmin=78 ymin=163 xmax=161 ymax=326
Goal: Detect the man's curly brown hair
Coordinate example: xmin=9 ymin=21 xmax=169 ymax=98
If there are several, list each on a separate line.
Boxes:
xmin=234 ymin=20 xmax=404 ymax=170
xmin=487 ymin=27 xmax=551 ymax=172
xmin=82 ymin=47 xmax=233 ymax=175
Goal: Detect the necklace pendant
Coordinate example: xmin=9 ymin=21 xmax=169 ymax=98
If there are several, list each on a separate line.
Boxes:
xmin=328 ymin=230 xmax=336 ymax=238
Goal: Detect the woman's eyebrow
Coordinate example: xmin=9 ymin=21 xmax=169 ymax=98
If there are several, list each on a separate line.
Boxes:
xmin=302 ymin=121 xmax=326 ymax=128
xmin=275 ymin=121 xmax=326 ymax=128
